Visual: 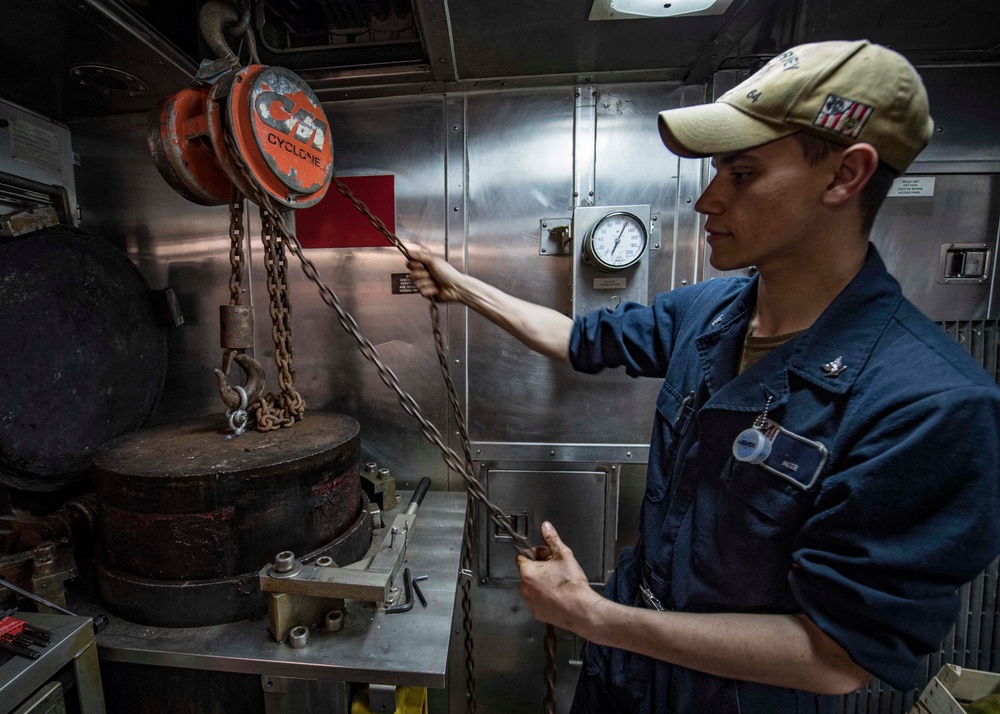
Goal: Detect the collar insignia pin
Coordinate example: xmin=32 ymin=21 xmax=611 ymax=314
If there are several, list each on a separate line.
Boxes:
xmin=821 ymin=356 xmax=847 ymax=377
xmin=711 ymin=314 xmax=723 ymax=326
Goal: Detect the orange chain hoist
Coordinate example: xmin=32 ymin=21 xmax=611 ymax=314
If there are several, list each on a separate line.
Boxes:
xmin=148 ymin=58 xmax=334 ymax=434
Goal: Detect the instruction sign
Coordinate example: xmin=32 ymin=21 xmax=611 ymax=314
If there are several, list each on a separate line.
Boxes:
xmin=888 ymin=177 xmax=935 ymax=197
xmin=10 ymin=119 xmax=62 ymax=174
xmin=391 ymin=273 xmax=419 ymax=295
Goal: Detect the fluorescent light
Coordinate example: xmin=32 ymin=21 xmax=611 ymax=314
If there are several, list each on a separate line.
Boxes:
xmin=589 ymin=0 xmax=735 ymax=20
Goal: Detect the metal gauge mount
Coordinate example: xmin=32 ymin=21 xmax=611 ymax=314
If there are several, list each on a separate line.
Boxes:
xmin=583 ymin=210 xmax=648 ymax=272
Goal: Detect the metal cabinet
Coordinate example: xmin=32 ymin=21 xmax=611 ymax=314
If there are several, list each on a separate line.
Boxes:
xmin=477 ymin=463 xmax=619 ymax=586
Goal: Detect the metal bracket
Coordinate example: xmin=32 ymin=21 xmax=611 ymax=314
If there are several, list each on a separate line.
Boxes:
xmin=368 ymin=683 xmax=397 ymax=713
xmin=539 ymin=218 xmax=572 ymax=256
xmin=260 ymin=510 xmax=415 ymax=604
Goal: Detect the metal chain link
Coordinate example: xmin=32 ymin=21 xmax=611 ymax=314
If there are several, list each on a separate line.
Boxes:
xmin=254 ymin=203 xmax=306 ymax=430
xmin=228 ymin=189 xmax=245 ymax=305
xmin=221 ymin=110 xmax=305 ymax=432
xmin=331 ymin=178 xmax=557 ymax=714
xmin=218 ymin=88 xmax=555 ymax=709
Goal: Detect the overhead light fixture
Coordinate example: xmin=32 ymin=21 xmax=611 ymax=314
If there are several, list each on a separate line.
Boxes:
xmin=589 ymin=0 xmax=735 ymax=20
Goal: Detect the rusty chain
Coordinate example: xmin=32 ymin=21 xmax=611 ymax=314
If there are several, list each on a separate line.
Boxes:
xmin=253 ymin=204 xmax=306 ymax=430
xmin=228 ymin=189 xmax=245 ymax=305
xmin=222 ymin=118 xmax=305 ymax=432
xmin=219 ymin=84 xmax=556 ymax=711
xmin=332 ymin=178 xmax=556 ymax=714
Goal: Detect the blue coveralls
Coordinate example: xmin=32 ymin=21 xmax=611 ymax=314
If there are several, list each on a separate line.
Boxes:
xmin=567 ymin=246 xmax=1000 ymax=713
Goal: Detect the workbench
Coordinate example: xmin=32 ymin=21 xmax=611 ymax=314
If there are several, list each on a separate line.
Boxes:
xmin=72 ymin=490 xmax=467 ymax=713
xmin=0 ymin=612 xmax=105 ymax=714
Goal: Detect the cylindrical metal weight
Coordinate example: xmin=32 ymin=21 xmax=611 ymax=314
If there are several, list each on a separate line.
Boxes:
xmin=219 ymin=304 xmax=255 ymax=349
xmin=93 ymin=411 xmax=371 ymax=626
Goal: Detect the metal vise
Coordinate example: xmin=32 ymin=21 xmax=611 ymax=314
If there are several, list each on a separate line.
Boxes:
xmin=259 ymin=477 xmax=430 ymax=643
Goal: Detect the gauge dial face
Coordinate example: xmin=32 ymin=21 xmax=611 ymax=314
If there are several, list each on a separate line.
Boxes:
xmin=586 ymin=212 xmax=647 ymax=271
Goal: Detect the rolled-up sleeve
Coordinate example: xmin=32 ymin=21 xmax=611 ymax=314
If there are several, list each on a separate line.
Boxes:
xmin=790 ymin=386 xmax=1000 ymax=689
xmin=569 ymin=283 xmax=717 ymax=378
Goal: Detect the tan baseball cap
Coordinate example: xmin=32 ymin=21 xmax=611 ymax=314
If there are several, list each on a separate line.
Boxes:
xmin=657 ymin=40 xmax=934 ymax=173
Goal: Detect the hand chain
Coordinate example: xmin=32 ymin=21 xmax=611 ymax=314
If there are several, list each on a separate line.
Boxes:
xmin=220 ymin=93 xmax=554 ymax=710
xmin=331 ymin=179 xmax=557 ymax=714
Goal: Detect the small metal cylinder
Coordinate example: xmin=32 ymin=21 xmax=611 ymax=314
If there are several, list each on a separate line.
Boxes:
xmin=219 ymin=304 xmax=254 ymax=349
xmin=324 ymin=609 xmax=344 ymax=633
xmin=273 ymin=551 xmax=296 ymax=573
xmin=315 ymin=556 xmax=334 ymax=567
xmin=288 ymin=625 xmax=310 ymax=649
xmin=364 ymin=462 xmax=378 ymax=475
xmin=378 ymin=468 xmax=390 ymax=481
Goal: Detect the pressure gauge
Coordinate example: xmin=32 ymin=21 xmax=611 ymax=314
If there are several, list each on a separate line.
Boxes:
xmin=583 ymin=211 xmax=648 ymax=271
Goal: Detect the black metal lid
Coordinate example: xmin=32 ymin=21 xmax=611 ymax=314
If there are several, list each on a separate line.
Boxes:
xmin=0 ymin=226 xmax=167 ymax=491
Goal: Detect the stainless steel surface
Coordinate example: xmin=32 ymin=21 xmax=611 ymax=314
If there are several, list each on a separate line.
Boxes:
xmin=0 ymin=613 xmax=105 ymax=714
xmin=80 ymin=490 xmax=465 ymax=689
xmin=909 ymin=65 xmax=1000 ymax=167
xmin=261 ymin=676 xmax=350 ymax=714
xmin=466 ymin=86 xmax=686 ymax=447
xmin=871 ymin=175 xmax=1000 ymax=321
xmin=479 ymin=464 xmax=619 ymax=585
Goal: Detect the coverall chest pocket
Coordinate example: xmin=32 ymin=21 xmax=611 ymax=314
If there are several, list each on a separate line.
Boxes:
xmin=722 ymin=459 xmax=814 ymax=526
xmin=648 ymin=383 xmax=694 ymax=503
xmin=721 ymin=421 xmax=828 ymax=527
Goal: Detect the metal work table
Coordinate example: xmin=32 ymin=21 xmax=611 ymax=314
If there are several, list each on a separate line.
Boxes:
xmin=0 ymin=612 xmax=105 ymax=714
xmin=74 ymin=490 xmax=466 ymax=690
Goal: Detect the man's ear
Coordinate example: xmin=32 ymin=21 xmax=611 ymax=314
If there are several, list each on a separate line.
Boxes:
xmin=823 ymin=143 xmax=879 ymax=207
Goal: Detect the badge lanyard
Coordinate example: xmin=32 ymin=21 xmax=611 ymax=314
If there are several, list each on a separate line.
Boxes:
xmin=732 ymin=395 xmax=774 ymax=464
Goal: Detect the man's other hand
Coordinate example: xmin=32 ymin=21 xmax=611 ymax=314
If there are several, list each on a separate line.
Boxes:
xmin=517 ymin=522 xmax=604 ymax=632
xmin=406 ymin=245 xmax=464 ymax=302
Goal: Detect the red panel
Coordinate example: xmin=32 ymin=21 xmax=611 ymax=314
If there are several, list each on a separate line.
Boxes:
xmin=295 ymin=175 xmax=395 ymax=249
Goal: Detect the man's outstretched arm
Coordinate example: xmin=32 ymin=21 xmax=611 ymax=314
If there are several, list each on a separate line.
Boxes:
xmin=517 ymin=522 xmax=872 ymax=696
xmin=407 ymin=246 xmax=573 ymax=363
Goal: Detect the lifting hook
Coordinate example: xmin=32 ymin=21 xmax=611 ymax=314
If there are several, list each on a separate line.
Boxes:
xmin=214 ymin=350 xmax=265 ymax=413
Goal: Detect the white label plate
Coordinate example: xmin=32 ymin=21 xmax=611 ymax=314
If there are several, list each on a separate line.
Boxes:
xmin=593 ymin=277 xmax=626 ymax=290
xmin=10 ymin=119 xmax=63 ymax=174
xmin=888 ymin=177 xmax=935 ymax=197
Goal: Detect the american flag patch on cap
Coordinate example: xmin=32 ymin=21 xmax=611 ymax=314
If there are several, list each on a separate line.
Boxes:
xmin=813 ymin=94 xmax=874 ymax=138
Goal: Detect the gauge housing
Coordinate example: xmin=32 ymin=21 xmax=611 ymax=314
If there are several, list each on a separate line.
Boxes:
xmin=583 ymin=210 xmax=648 ymax=272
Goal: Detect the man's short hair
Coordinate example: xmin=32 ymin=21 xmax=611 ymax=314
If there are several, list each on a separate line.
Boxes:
xmin=793 ymin=132 xmax=898 ymax=235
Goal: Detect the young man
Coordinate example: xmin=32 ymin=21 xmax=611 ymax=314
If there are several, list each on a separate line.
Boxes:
xmin=406 ymin=40 xmax=1000 ymax=712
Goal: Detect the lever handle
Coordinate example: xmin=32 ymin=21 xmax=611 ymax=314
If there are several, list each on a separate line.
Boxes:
xmin=405 ymin=477 xmax=432 ymax=515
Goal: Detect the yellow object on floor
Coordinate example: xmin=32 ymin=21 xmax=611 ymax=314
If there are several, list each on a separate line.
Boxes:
xmin=351 ymin=685 xmax=428 ymax=714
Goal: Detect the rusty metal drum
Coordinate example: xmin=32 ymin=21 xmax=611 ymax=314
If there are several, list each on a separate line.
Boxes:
xmin=93 ymin=411 xmax=371 ymax=627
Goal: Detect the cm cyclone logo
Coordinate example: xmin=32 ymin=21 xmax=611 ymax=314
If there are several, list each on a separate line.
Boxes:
xmin=248 ymin=66 xmax=333 ymax=194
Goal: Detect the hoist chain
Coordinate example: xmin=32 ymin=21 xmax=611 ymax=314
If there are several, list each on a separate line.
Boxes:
xmin=228 ymin=190 xmax=245 ymax=305
xmin=221 ymin=122 xmax=305 ymax=432
xmin=220 ymin=96 xmax=555 ymax=711
xmin=254 ymin=204 xmax=306 ymax=430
